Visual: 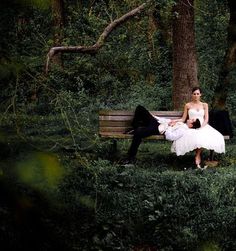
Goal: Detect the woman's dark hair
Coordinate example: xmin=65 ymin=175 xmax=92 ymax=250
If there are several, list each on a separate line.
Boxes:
xmin=192 ymin=119 xmax=201 ymax=129
xmin=192 ymin=87 xmax=202 ymax=93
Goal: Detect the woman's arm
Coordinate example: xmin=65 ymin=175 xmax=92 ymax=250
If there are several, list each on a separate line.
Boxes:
xmin=172 ymin=103 xmax=189 ymax=123
xmin=201 ymin=102 xmax=209 ymax=127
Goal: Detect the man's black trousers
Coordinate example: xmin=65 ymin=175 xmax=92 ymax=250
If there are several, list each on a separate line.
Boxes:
xmin=128 ymin=105 xmax=160 ymax=158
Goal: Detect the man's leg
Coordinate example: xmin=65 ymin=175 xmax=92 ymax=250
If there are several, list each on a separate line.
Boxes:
xmin=131 ymin=105 xmax=154 ymax=129
xmin=127 ymin=119 xmax=159 ymax=160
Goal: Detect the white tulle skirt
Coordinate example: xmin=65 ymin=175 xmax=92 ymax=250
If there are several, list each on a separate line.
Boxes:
xmin=171 ymin=124 xmax=225 ymax=156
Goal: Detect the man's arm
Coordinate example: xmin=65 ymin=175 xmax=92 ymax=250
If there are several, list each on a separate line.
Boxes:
xmin=152 ymin=115 xmax=172 ymax=124
xmin=165 ymin=125 xmax=187 ymax=141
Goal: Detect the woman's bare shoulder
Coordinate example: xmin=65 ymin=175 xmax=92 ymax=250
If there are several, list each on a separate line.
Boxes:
xmin=185 ymin=102 xmax=191 ymax=109
xmin=202 ymin=102 xmax=208 ymax=108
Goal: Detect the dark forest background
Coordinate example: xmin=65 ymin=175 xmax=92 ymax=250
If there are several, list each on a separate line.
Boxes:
xmin=0 ymin=0 xmax=236 ymax=250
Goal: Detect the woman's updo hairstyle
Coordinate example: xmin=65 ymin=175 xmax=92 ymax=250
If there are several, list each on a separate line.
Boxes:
xmin=192 ymin=86 xmax=202 ymax=93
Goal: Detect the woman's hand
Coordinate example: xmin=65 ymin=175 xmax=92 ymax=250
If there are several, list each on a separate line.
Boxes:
xmin=168 ymin=120 xmax=177 ymax=126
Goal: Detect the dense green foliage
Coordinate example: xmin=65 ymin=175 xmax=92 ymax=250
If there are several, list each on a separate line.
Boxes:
xmin=1 ymin=136 xmax=236 ymax=250
xmin=0 ymin=111 xmax=236 ymax=250
xmin=0 ymin=1 xmax=236 ymax=250
xmin=1 ymin=0 xmax=235 ymax=113
xmin=195 ymin=0 xmax=235 ymax=107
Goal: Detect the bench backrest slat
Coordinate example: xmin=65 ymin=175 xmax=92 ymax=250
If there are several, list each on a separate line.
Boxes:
xmin=100 ymin=121 xmax=132 ymax=127
xmin=99 ymin=110 xmax=230 ymax=140
xmin=99 ymin=115 xmax=134 ymax=121
xmin=99 ymin=110 xmax=183 ymax=116
xmin=99 ymin=110 xmax=183 ymax=135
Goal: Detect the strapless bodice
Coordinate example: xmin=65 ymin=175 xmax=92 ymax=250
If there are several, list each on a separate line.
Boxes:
xmin=171 ymin=108 xmax=225 ymax=156
xmin=188 ymin=108 xmax=204 ymax=124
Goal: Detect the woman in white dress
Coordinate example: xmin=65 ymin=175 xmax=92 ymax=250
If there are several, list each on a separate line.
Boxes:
xmin=171 ymin=87 xmax=225 ymax=168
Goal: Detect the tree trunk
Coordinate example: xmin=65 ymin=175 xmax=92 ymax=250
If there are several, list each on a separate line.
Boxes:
xmin=212 ymin=0 xmax=236 ymax=110
xmin=172 ymin=0 xmax=198 ymax=110
xmin=51 ymin=0 xmax=64 ymax=66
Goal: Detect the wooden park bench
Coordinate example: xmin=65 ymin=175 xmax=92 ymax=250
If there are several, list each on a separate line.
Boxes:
xmin=99 ymin=110 xmax=231 ymax=140
xmin=99 ymin=110 xmax=230 ymax=159
xmin=99 ymin=110 xmax=183 ymax=140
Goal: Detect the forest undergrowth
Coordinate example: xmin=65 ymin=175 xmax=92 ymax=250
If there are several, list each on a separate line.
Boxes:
xmin=0 ymin=112 xmax=236 ymax=250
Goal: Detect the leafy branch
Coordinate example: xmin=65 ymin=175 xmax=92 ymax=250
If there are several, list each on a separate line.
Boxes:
xmin=45 ymin=2 xmax=149 ymax=74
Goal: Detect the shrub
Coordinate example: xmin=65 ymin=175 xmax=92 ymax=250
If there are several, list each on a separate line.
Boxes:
xmin=58 ymin=159 xmax=236 ymax=250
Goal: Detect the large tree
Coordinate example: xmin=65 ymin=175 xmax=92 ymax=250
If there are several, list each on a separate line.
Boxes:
xmin=212 ymin=0 xmax=236 ymax=110
xmin=172 ymin=0 xmax=198 ymax=110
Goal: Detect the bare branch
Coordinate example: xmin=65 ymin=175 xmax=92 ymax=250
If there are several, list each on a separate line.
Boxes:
xmin=46 ymin=2 xmax=148 ymax=74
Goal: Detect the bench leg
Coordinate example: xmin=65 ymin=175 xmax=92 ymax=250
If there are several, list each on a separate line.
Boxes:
xmin=111 ymin=140 xmax=117 ymax=153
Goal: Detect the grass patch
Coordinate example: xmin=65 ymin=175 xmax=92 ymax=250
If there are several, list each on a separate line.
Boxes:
xmin=0 ymin=112 xmax=236 ymax=250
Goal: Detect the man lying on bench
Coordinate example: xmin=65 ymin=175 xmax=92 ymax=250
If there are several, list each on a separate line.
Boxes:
xmin=123 ymin=105 xmax=200 ymax=165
